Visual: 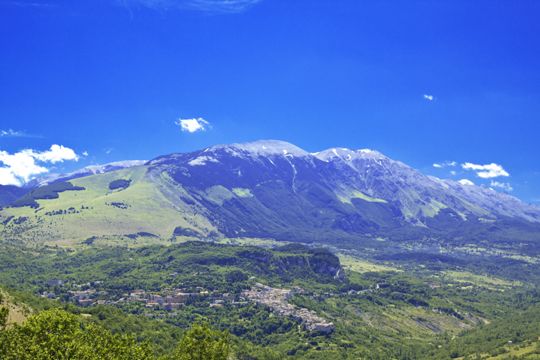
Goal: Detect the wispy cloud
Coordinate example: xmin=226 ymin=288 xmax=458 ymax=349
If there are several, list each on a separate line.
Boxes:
xmin=0 ymin=145 xmax=79 ymax=186
xmin=0 ymin=129 xmax=40 ymax=138
xmin=423 ymin=94 xmax=434 ymax=101
xmin=184 ymin=0 xmax=261 ymax=13
xmin=462 ymin=162 xmax=510 ymax=179
xmin=490 ymin=181 xmax=513 ymax=192
xmin=176 ymin=117 xmax=211 ymax=133
xmin=433 ymin=160 xmax=456 ymax=169
xmin=0 ymin=1 xmax=57 ymax=8
xmin=120 ymin=0 xmax=261 ymax=13
xmin=5 ymin=0 xmax=261 ymax=13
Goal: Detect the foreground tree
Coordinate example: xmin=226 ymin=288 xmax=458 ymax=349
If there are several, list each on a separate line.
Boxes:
xmin=0 ymin=309 xmax=153 ymax=360
xmin=171 ymin=323 xmax=230 ymax=360
xmin=0 ymin=308 xmax=232 ymax=359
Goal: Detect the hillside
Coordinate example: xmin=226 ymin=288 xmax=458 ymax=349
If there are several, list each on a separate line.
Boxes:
xmin=0 ymin=186 xmax=28 ymax=208
xmin=0 ymin=166 xmax=216 ymax=246
xmin=0 ymin=289 xmax=29 ymax=328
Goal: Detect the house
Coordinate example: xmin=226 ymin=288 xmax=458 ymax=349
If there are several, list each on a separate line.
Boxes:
xmin=47 ymin=279 xmax=64 ymax=287
xmin=78 ymin=299 xmax=95 ymax=307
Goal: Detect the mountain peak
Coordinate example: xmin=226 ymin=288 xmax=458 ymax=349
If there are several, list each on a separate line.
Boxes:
xmin=208 ymin=140 xmax=309 ymax=157
xmin=314 ymin=147 xmax=387 ymax=162
xmin=357 ymin=148 xmax=387 ymax=159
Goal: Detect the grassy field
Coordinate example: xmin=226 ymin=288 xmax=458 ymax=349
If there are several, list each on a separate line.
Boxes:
xmin=338 ymin=254 xmax=400 ymax=273
xmin=490 ymin=341 xmax=540 ymax=359
xmin=337 ymin=189 xmax=388 ymax=204
xmin=0 ymin=290 xmax=30 ymax=327
xmin=442 ymin=270 xmax=521 ymax=291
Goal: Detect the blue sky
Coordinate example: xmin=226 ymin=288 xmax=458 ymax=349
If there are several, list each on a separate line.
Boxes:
xmin=0 ymin=0 xmax=539 ymax=204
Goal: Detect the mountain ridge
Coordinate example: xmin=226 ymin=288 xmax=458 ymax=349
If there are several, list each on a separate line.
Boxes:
xmin=1 ymin=140 xmax=539 ymax=253
xmin=24 ymin=160 xmax=148 ymax=188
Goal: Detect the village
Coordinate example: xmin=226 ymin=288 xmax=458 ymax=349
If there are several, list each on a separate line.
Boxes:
xmin=242 ymin=283 xmax=335 ymax=334
xmin=40 ymin=279 xmax=336 ymax=334
xmin=41 ymin=280 xmax=225 ymax=309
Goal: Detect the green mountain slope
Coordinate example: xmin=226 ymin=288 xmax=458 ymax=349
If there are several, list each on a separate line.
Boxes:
xmin=0 ymin=166 xmax=216 ymax=246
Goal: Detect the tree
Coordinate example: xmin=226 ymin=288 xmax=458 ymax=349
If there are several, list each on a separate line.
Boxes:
xmin=171 ymin=323 xmax=230 ymax=360
xmin=0 ymin=309 xmax=153 ymax=360
xmin=0 ymin=307 xmax=8 ymax=330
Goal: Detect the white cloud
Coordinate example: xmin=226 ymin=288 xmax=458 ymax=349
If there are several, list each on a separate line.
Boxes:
xmin=433 ymin=160 xmax=456 ymax=168
xmin=423 ymin=94 xmax=434 ymax=101
xmin=490 ymin=181 xmax=513 ymax=192
xmin=458 ymin=179 xmax=474 ymax=186
xmin=462 ymin=162 xmax=509 ymax=179
xmin=0 ymin=145 xmax=79 ymax=186
xmin=32 ymin=144 xmax=79 ymax=163
xmin=0 ymin=167 xmax=21 ymax=186
xmin=177 ymin=117 xmax=211 ymax=133
xmin=450 ymin=170 xmax=457 ymax=176
xmin=82 ymin=151 xmax=89 ymax=157
xmin=0 ymin=150 xmax=49 ymax=184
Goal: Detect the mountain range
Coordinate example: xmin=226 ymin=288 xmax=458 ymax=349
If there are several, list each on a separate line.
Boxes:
xmin=2 ymin=139 xmax=540 ymax=359
xmin=1 ymin=140 xmax=539 ymax=254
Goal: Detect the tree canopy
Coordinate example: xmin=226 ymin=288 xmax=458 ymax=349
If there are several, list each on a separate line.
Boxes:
xmin=0 ymin=309 xmax=231 ymax=360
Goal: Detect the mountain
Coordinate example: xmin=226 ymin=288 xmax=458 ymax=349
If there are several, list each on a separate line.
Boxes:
xmin=1 ymin=140 xmax=539 ymax=254
xmin=0 ymin=160 xmax=146 ymax=209
xmin=2 ymin=140 xmax=540 ymax=359
xmin=25 ymin=160 xmax=147 ymax=188
xmin=0 ymin=185 xmax=29 ymax=208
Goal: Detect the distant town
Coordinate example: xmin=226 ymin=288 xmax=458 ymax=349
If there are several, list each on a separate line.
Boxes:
xmin=41 ymin=279 xmax=335 ymax=334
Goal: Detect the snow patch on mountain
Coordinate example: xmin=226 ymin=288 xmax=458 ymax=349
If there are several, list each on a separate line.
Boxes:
xmin=210 ymin=140 xmax=309 ymax=158
xmin=188 ymin=156 xmax=219 ymax=166
xmin=458 ymin=179 xmax=475 ymax=186
xmin=314 ymin=147 xmax=387 ymax=162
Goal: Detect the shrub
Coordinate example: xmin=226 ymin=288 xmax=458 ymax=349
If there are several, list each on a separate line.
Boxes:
xmin=109 ymin=179 xmax=132 ymax=191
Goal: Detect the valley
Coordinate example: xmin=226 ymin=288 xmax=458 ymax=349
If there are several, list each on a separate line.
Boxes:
xmin=0 ymin=238 xmax=539 ymax=359
xmin=1 ymin=141 xmax=539 ymax=359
